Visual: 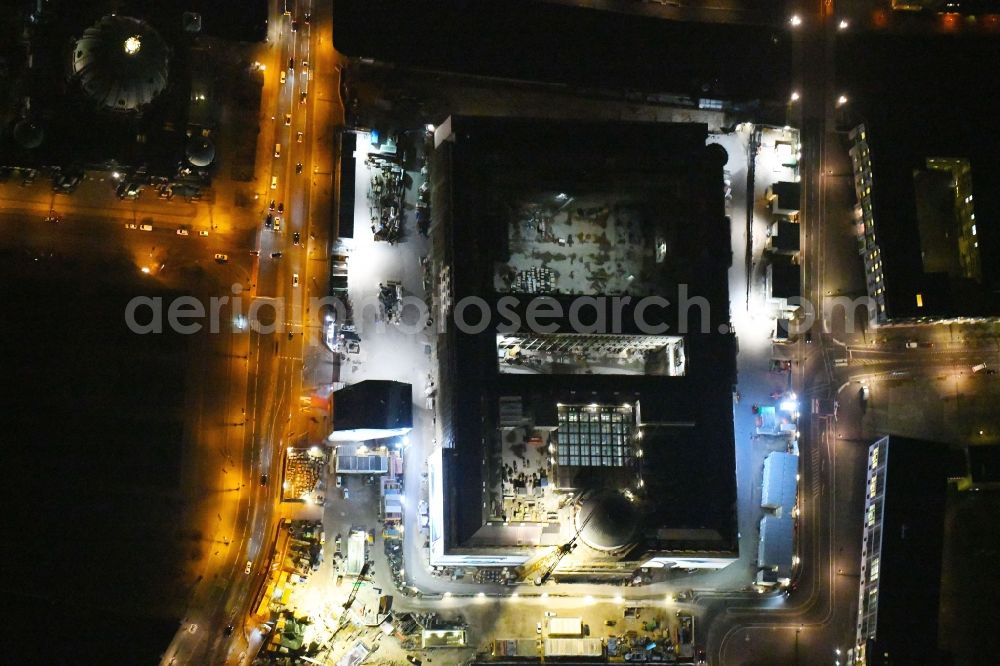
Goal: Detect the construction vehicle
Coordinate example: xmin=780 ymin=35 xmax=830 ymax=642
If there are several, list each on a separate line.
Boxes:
xmin=342 ymin=561 xmax=371 ymax=611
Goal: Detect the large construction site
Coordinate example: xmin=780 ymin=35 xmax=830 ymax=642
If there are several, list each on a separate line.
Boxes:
xmin=425 ymin=116 xmax=740 ymax=579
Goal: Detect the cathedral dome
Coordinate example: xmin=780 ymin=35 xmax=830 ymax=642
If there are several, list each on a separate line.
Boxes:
xmin=71 ymin=15 xmax=169 ymax=112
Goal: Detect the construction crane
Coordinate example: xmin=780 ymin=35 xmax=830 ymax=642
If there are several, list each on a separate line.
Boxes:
xmin=320 ymin=560 xmax=373 ymax=651
xmin=520 ymin=504 xmax=596 ymax=585
xmin=342 ymin=561 xmax=371 ymax=611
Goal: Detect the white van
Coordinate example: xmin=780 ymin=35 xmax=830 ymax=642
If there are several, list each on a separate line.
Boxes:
xmin=274 ymin=143 xmax=281 ymax=158
xmin=279 ymin=70 xmax=286 ymax=85
xmin=270 ymin=176 xmax=278 ymax=189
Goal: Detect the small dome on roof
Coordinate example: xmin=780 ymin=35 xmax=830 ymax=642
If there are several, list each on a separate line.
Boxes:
xmin=13 ymin=119 xmax=45 ymax=149
xmin=576 ymin=490 xmax=639 ymax=551
xmin=186 ymin=136 xmax=216 ymax=167
xmin=706 ymin=141 xmax=729 ymax=168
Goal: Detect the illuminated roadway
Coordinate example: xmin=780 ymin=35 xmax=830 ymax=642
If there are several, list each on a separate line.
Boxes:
xmin=158 ymin=0 xmax=335 ymax=663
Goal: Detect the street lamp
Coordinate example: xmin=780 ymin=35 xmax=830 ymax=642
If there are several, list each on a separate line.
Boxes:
xmin=837 ymin=94 xmax=848 ymax=107
xmin=790 ymin=14 xmax=802 ymax=27
xmin=790 ymin=91 xmax=801 ymax=103
xmin=838 ymin=19 xmax=849 ymax=30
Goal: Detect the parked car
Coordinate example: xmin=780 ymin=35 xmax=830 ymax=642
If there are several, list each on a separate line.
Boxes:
xmin=215 ymin=254 xmax=228 ymax=263
xmin=244 ymin=560 xmax=252 ymax=574
xmin=53 ymin=172 xmax=81 ymax=193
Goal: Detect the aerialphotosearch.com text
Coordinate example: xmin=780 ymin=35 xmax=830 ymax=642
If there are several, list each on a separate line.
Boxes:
xmin=124 ymin=283 xmax=876 ymax=339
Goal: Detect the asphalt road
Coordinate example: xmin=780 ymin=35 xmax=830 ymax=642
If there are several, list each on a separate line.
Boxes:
xmin=703 ymin=1 xmax=1000 ymax=663
xmin=157 ymin=0 xmax=334 ymax=663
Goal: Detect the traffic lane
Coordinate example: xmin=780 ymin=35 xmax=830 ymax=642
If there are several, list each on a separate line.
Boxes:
xmin=275 ymin=69 xmax=303 ymax=219
xmin=846 ymin=345 xmax=1000 ymax=361
xmin=168 ymin=249 xmax=268 ymax=633
xmin=839 ymin=357 xmax=1000 ymax=381
xmin=168 ymin=3 xmax=291 ymax=662
xmin=161 ymin=307 xmax=255 ymax=665
xmin=191 ymin=5 xmax=314 ymax=662
xmin=0 ymin=176 xmax=249 ymax=236
xmin=0 ymin=188 xmax=202 ymax=224
xmin=0 ymin=211 xmax=256 ymax=264
xmin=857 ymin=330 xmax=1000 ymax=352
xmin=201 ymin=338 xmax=279 ymax=665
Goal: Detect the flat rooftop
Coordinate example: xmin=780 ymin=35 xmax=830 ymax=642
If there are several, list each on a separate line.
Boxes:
xmin=334 ymin=0 xmax=790 ymax=100
xmin=431 ymin=116 xmax=738 ymax=560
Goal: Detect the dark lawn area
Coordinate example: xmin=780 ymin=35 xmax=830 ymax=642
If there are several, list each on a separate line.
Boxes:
xmin=0 ymin=249 xmax=189 ymax=664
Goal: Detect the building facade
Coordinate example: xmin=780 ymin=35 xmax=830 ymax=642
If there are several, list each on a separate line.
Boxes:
xmin=853 ymin=436 xmax=949 ymax=665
